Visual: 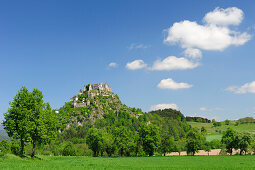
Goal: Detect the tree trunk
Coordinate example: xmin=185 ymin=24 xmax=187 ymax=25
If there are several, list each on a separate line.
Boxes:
xmin=208 ymin=152 xmax=209 ymax=156
xmin=31 ymin=140 xmax=36 ymax=158
xmin=179 ymin=152 xmax=180 ymax=156
xmin=93 ymin=151 xmax=97 ymax=157
xmin=120 ymin=148 xmax=123 ymax=157
xmin=20 ymin=139 xmax=24 ymax=156
xmin=164 ymin=153 xmax=166 ymax=156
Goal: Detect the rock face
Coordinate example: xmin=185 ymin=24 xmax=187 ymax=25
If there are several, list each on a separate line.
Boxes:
xmin=70 ymin=83 xmax=113 ymax=108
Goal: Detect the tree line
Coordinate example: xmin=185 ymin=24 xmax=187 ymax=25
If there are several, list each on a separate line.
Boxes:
xmin=1 ymin=87 xmax=255 ymax=157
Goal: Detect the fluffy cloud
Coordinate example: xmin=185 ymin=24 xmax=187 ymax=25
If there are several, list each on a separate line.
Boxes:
xmin=203 ymin=7 xmax=243 ymax=26
xmin=108 ymin=62 xmax=117 ymax=67
xmin=184 ymin=48 xmax=202 ymax=59
xmin=157 ymin=78 xmax=192 ymax=90
xmin=128 ymin=43 xmax=149 ymax=50
xmin=150 ymin=103 xmax=179 ymax=111
xmin=200 ymin=107 xmax=207 ymax=111
xmin=200 ymin=107 xmax=223 ymax=111
xmin=126 ymin=60 xmax=147 ymax=70
xmin=164 ymin=7 xmax=251 ymax=51
xmin=151 ymin=56 xmax=199 ymax=71
xmin=226 ymin=81 xmax=255 ymax=94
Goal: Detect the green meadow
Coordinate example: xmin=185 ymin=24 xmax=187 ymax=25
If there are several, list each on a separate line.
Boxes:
xmin=1 ymin=154 xmax=255 ymax=170
xmin=188 ymin=121 xmax=255 ymax=142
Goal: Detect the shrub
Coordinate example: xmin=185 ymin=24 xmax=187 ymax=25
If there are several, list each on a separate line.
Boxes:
xmin=62 ymin=142 xmax=76 ymax=156
xmin=51 ymin=145 xmax=62 ymax=156
xmin=41 ymin=150 xmax=53 ymax=156
xmin=11 ymin=140 xmax=21 ymax=155
xmin=213 ymin=122 xmax=221 ymax=127
xmin=75 ymin=143 xmax=93 ymax=156
xmin=225 ymin=120 xmax=230 ymax=125
xmin=0 ymin=139 xmax=11 ymax=154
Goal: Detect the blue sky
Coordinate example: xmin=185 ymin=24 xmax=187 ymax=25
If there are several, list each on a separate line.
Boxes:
xmin=0 ymin=0 xmax=255 ymax=121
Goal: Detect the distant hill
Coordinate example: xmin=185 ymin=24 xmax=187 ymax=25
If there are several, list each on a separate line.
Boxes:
xmin=56 ymin=84 xmax=190 ymax=140
xmin=188 ymin=118 xmax=255 ymax=142
xmin=0 ymin=123 xmax=10 ymax=141
xmin=148 ymin=109 xmax=190 ymax=139
xmin=186 ymin=116 xmax=211 ymax=123
xmin=56 ymin=83 xmax=144 ymax=131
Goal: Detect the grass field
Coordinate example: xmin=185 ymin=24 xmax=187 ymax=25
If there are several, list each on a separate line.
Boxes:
xmin=188 ymin=121 xmax=255 ymax=141
xmin=1 ymin=154 xmax=255 ymax=169
xmin=205 ymin=134 xmax=222 ymax=141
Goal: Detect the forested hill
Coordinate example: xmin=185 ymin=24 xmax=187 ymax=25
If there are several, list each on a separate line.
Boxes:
xmin=149 ymin=109 xmax=186 ymax=120
xmin=56 ymin=87 xmax=144 ymax=131
xmin=56 ymin=84 xmax=190 ymax=137
xmin=147 ymin=109 xmax=190 ymax=139
xmin=54 ymin=93 xmax=191 ymax=156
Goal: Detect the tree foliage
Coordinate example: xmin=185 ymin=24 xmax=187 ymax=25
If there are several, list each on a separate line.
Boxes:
xmin=186 ymin=129 xmax=204 ymax=155
xmin=138 ymin=124 xmax=160 ymax=156
xmin=221 ymin=128 xmax=237 ymax=155
xmin=3 ymin=87 xmax=57 ymax=157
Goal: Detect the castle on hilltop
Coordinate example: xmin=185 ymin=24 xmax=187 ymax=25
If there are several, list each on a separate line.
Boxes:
xmin=70 ymin=83 xmax=112 ymax=108
xmin=87 ymin=83 xmax=111 ymax=92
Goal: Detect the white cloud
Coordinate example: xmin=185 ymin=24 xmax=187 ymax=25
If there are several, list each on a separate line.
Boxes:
xmin=126 ymin=60 xmax=147 ymax=70
xmin=226 ymin=81 xmax=255 ymax=94
xmin=128 ymin=43 xmax=149 ymax=50
xmin=200 ymin=107 xmax=223 ymax=111
xmin=184 ymin=48 xmax=202 ymax=59
xmin=200 ymin=107 xmax=207 ymax=111
xmin=157 ymin=78 xmax=192 ymax=90
xmin=203 ymin=7 xmax=243 ymax=26
xmin=150 ymin=103 xmax=179 ymax=111
xmin=164 ymin=7 xmax=251 ymax=51
xmin=151 ymin=56 xmax=199 ymax=71
xmin=108 ymin=62 xmax=117 ymax=67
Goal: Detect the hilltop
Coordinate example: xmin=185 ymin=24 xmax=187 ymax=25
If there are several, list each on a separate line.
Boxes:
xmin=56 ymin=83 xmax=144 ymax=131
xmin=56 ymin=83 xmax=190 ymax=137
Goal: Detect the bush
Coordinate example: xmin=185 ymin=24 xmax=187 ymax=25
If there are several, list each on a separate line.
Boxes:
xmin=41 ymin=150 xmax=53 ymax=156
xmin=62 ymin=142 xmax=76 ymax=156
xmin=75 ymin=143 xmax=93 ymax=156
xmin=0 ymin=139 xmax=11 ymax=154
xmin=219 ymin=148 xmax=227 ymax=155
xmin=213 ymin=122 xmax=221 ymax=127
xmin=225 ymin=120 xmax=230 ymax=125
xmin=51 ymin=145 xmax=62 ymax=156
xmin=209 ymin=139 xmax=222 ymax=149
xmin=11 ymin=140 xmax=21 ymax=155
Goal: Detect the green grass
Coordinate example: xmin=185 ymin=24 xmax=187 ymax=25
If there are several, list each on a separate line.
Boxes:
xmin=1 ymin=154 xmax=255 ymax=169
xmin=206 ymin=134 xmax=222 ymax=141
xmin=188 ymin=121 xmax=255 ymax=141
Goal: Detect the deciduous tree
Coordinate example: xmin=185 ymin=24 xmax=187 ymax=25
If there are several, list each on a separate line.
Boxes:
xmin=138 ymin=124 xmax=160 ymax=156
xmin=186 ymin=128 xmax=204 ymax=155
xmin=4 ymin=87 xmax=57 ymax=157
xmin=235 ymin=132 xmax=252 ymax=155
xmin=221 ymin=128 xmax=236 ymax=155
